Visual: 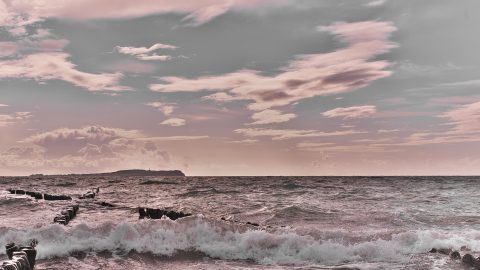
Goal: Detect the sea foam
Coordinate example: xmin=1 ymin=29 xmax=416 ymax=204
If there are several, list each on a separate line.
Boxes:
xmin=1 ymin=216 xmax=480 ymax=266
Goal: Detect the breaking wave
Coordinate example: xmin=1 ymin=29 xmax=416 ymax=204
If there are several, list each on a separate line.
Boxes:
xmin=1 ymin=217 xmax=480 ymax=266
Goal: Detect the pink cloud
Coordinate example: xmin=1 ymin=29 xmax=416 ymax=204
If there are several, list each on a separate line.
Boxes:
xmin=115 ymin=43 xmax=176 ymax=61
xmin=322 ymin=105 xmax=376 ymax=119
xmin=136 ymin=54 xmax=171 ymax=61
xmin=116 ymin=43 xmax=176 ymax=55
xmin=251 ymin=109 xmax=296 ymax=125
xmin=2 ymin=125 xmax=175 ymax=172
xmin=0 ymin=42 xmax=19 ymax=58
xmin=146 ymin=102 xmax=176 ymax=115
xmin=0 ymin=52 xmax=129 ymax=91
xmin=24 ymin=126 xmax=142 ymax=147
xmin=1 ymin=0 xmax=289 ymax=33
xmin=0 ymin=111 xmax=32 ymax=127
xmin=151 ymin=21 xmax=396 ymax=112
xmin=235 ymin=128 xmax=365 ymax=140
xmin=38 ymin=39 xmax=70 ymax=52
xmin=441 ymin=101 xmax=480 ymax=134
xmin=160 ymin=118 xmax=186 ymax=127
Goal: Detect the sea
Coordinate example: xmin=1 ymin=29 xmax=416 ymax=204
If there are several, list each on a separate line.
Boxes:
xmin=0 ymin=175 xmax=479 ymax=269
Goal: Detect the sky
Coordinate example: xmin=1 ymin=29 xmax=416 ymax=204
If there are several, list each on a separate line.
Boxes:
xmin=0 ymin=0 xmax=479 ymax=176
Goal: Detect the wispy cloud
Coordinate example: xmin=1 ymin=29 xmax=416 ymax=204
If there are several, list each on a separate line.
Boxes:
xmin=235 ymin=128 xmax=365 ymax=140
xmin=146 ymin=102 xmax=176 ymax=116
xmin=322 ymin=105 xmax=376 ymax=119
xmin=0 ymin=53 xmax=129 ymax=91
xmin=366 ymin=0 xmax=387 ymax=7
xmin=251 ymin=109 xmax=296 ymax=125
xmin=160 ymin=118 xmax=186 ymax=127
xmin=440 ymin=100 xmax=480 ymax=134
xmin=0 ymin=112 xmax=32 ymax=127
xmin=0 ymin=42 xmax=18 ymax=58
xmin=151 ymin=21 xmax=396 ymax=113
xmin=0 ymin=0 xmax=290 ymax=34
xmin=115 ymin=43 xmax=176 ymax=61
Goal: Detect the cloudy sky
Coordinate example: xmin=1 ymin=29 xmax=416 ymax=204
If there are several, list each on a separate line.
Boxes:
xmin=1 ymin=0 xmax=479 ymax=176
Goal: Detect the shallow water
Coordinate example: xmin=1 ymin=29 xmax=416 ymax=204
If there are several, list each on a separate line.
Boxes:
xmin=0 ymin=176 xmax=479 ymax=269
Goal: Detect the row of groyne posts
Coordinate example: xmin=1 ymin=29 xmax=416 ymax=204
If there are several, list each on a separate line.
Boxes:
xmin=6 ymin=188 xmax=194 ymax=223
xmin=7 ymin=188 xmax=95 ymax=225
xmin=2 ymin=242 xmax=37 ymax=270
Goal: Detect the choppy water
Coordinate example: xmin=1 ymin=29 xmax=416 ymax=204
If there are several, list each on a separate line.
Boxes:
xmin=1 ymin=176 xmax=479 ymax=269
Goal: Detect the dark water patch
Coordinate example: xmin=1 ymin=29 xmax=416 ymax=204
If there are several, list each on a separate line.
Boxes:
xmin=180 ymin=187 xmax=240 ymax=197
xmin=280 ymin=182 xmax=304 ymax=190
xmin=55 ymin=182 xmax=77 ymax=187
xmin=140 ymin=180 xmax=177 ymax=185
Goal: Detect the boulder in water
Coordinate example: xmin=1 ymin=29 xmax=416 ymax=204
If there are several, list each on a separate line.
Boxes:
xmin=79 ymin=191 xmax=95 ymax=199
xmin=140 ymin=207 xmax=191 ymax=220
xmin=462 ymin=253 xmax=476 ymax=266
xmin=450 ymin=250 xmax=461 ymax=260
xmin=97 ymin=201 xmax=115 ymax=207
xmin=437 ymin=248 xmax=452 ymax=255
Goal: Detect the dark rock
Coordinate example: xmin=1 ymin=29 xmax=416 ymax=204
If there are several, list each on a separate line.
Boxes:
xmin=5 ymin=243 xmax=18 ymax=259
xmin=166 ymin=210 xmax=178 ymax=220
xmin=98 ymin=201 xmax=115 ymax=207
xmin=2 ymin=261 xmax=19 ymax=270
xmin=437 ymin=248 xmax=452 ymax=255
xmin=79 ymin=191 xmax=95 ymax=199
xmin=19 ymin=246 xmax=37 ymax=269
xmin=140 ymin=207 xmax=191 ymax=220
xmin=149 ymin=208 xmax=164 ymax=219
xmin=12 ymin=251 xmax=30 ymax=270
xmin=462 ymin=253 xmax=476 ymax=266
xmin=44 ymin=194 xmax=72 ymax=201
xmin=31 ymin=192 xmax=42 ymax=200
xmin=15 ymin=190 xmax=25 ymax=195
xmin=246 ymin=222 xmax=260 ymax=226
xmin=53 ymin=205 xmax=79 ymax=225
xmin=450 ymin=250 xmax=461 ymax=260
xmin=138 ymin=207 xmax=147 ymax=219
xmin=54 ymin=216 xmax=68 ymax=225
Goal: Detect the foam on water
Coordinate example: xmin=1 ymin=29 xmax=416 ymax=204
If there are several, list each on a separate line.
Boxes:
xmin=1 ymin=216 xmax=480 ymax=266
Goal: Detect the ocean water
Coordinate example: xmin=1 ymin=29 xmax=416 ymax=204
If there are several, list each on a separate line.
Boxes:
xmin=0 ymin=176 xmax=479 ymax=269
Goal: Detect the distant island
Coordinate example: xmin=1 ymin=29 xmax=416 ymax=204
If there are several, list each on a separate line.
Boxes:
xmin=99 ymin=169 xmax=185 ymax=177
xmin=30 ymin=169 xmax=185 ymax=177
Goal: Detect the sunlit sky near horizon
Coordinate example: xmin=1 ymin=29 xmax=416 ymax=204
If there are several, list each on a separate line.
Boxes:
xmin=1 ymin=0 xmax=480 ymax=176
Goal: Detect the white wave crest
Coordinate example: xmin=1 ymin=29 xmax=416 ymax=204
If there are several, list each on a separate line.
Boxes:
xmin=1 ymin=217 xmax=480 ymax=266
